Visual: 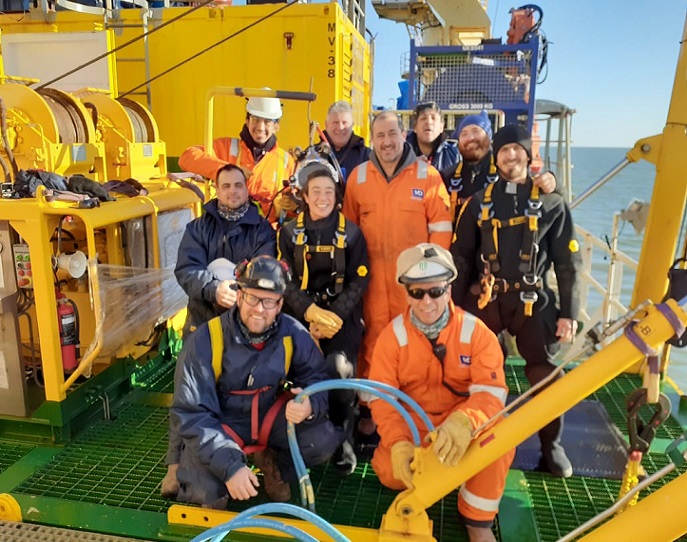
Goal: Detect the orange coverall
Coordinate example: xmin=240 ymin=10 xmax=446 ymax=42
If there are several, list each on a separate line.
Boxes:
xmin=178 ymin=137 xmax=295 ymax=221
xmin=342 ymin=158 xmax=452 ymax=379
xmin=369 ymin=303 xmax=515 ymax=524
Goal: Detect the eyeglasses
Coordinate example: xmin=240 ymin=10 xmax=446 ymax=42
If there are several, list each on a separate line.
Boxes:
xmin=241 ymin=291 xmax=282 ymax=309
xmin=248 ymin=115 xmax=277 ymax=128
xmin=406 ymin=286 xmax=448 ymax=300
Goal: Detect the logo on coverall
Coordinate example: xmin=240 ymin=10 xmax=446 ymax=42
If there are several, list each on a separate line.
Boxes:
xmin=411 ymin=188 xmax=424 ymax=200
xmin=460 ymin=355 xmax=471 ymax=365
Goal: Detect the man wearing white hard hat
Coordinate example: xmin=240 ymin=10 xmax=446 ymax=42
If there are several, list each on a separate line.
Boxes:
xmin=179 ymin=89 xmax=296 ymax=222
xmin=369 ymin=242 xmax=514 ymax=542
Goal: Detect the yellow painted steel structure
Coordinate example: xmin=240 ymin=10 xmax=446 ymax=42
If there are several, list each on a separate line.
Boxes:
xmin=0 ymin=2 xmax=371 ymax=159
xmin=76 ymin=91 xmax=168 ymax=180
xmin=630 ymin=20 xmax=687 ymax=309
xmin=375 ymin=298 xmax=687 ymax=541
xmin=578 ymin=472 xmax=687 ymax=541
xmin=0 ymin=83 xmax=107 ymax=180
xmin=0 ymin=184 xmax=198 ymax=402
xmin=168 ymin=504 xmax=379 ymax=542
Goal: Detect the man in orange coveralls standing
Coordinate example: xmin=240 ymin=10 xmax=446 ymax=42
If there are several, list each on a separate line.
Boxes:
xmin=178 ymin=89 xmax=295 ymax=222
xmin=369 ymin=242 xmax=514 ymax=542
xmin=342 ymin=111 xmax=453 ymax=385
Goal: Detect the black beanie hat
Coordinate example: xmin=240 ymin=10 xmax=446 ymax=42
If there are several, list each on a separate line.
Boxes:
xmin=493 ymin=124 xmax=532 ymax=163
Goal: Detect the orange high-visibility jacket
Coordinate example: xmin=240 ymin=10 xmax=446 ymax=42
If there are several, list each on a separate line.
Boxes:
xmin=342 ymin=155 xmax=452 ymax=378
xmin=369 ymin=302 xmax=508 ymax=447
xmin=178 ymin=137 xmax=295 ymax=219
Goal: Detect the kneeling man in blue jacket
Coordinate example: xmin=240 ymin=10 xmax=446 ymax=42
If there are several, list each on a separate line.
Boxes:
xmin=171 ymin=255 xmax=343 ymax=508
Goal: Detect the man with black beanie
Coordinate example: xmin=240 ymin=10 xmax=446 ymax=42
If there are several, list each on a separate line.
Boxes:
xmin=450 ymin=124 xmax=581 ymax=478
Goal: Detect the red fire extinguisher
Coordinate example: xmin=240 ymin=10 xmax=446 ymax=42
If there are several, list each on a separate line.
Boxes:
xmin=56 ymin=291 xmax=79 ymax=373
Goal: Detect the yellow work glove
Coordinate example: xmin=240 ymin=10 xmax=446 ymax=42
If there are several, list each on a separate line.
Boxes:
xmin=390 ymin=440 xmax=416 ymax=489
xmin=273 ymin=190 xmax=300 ymax=214
xmin=428 ymin=411 xmax=473 ymax=466
xmin=304 ymin=304 xmax=343 ymax=332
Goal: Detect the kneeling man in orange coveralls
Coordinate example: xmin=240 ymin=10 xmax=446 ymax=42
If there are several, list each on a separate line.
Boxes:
xmin=369 ymin=242 xmax=515 ymax=542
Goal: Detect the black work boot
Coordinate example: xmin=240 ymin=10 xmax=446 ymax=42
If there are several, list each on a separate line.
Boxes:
xmin=253 ymin=448 xmax=291 ymax=502
xmin=539 ymin=418 xmax=572 ymax=478
xmin=332 ymin=440 xmax=357 ymax=476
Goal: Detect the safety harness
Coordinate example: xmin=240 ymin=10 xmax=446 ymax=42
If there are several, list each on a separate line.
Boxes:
xmin=207 ymin=316 xmax=294 ymax=454
xmin=292 ymin=211 xmax=347 ymax=298
xmin=476 ymin=181 xmax=542 ymax=316
xmin=448 ymin=154 xmax=498 ymax=220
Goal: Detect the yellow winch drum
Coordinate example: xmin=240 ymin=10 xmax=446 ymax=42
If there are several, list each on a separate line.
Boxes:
xmin=0 ymin=83 xmax=106 ymax=180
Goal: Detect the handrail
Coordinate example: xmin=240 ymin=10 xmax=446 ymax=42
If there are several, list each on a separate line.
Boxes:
xmin=569 ymin=221 xmax=638 ymax=359
xmin=570 ymin=158 xmax=630 ymax=209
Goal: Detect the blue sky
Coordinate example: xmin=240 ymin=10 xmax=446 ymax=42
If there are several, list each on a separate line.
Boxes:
xmin=367 ymin=1 xmax=686 ymax=148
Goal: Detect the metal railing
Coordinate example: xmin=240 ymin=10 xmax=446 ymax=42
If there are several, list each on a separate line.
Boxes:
xmin=566 ymin=217 xmax=638 ymax=360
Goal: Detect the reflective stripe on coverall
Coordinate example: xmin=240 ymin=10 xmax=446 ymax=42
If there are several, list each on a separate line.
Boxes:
xmin=368 ymin=303 xmax=515 ymax=525
xmin=342 ymin=158 xmax=453 ymax=380
xmin=178 ymin=136 xmax=295 ymax=221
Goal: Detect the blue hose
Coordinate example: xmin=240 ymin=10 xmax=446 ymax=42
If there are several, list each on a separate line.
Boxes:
xmin=190 ymin=502 xmax=350 ymax=542
xmin=348 ymin=378 xmax=435 ymax=432
xmin=287 ymin=379 xmax=435 ymax=510
xmin=200 ymin=518 xmax=317 ymax=542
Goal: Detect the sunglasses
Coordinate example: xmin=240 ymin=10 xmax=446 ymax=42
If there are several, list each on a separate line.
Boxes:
xmin=406 ymin=286 xmax=448 ymax=300
xmin=241 ymin=291 xmax=282 ymax=309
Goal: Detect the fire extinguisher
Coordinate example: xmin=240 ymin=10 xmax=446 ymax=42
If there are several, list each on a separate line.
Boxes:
xmin=56 ymin=290 xmax=80 ymax=373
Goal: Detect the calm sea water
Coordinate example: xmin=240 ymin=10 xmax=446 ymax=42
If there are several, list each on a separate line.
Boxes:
xmin=569 ymin=147 xmax=687 ymax=389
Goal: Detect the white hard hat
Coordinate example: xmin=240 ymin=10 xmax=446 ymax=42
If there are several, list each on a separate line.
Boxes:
xmin=246 ymin=88 xmax=282 ymax=120
xmin=208 ymin=258 xmax=236 ymax=281
xmin=396 ymin=243 xmax=457 ymax=284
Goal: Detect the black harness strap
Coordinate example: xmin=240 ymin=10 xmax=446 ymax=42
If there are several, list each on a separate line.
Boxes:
xmin=292 ymin=211 xmax=347 ymax=295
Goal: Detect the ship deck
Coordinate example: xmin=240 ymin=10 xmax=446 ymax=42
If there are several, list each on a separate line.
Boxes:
xmin=0 ymin=358 xmax=686 ymax=541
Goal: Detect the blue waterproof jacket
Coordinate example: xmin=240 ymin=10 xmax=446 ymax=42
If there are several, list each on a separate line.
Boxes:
xmin=171 ymin=309 xmax=331 ymax=483
xmin=322 ymin=131 xmax=370 ymax=183
xmin=406 ymin=132 xmax=460 ymax=187
xmin=175 ymin=200 xmax=276 ymax=329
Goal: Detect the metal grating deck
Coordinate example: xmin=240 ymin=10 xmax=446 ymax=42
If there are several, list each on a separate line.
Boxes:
xmin=0 ymin=520 xmax=142 ymax=541
xmin=0 ymin=443 xmax=35 ymax=475
xmin=4 ymin=360 xmax=686 ymax=541
xmin=13 ymin=403 xmax=170 ymax=513
xmin=505 ymin=362 xmax=685 ymax=440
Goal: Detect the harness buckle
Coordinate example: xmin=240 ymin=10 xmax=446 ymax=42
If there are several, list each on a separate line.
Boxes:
xmin=292 ymin=227 xmax=306 ymax=244
xmin=480 ymin=201 xmax=495 ymax=220
xmin=526 ymin=199 xmax=543 ymax=212
xmin=333 ymin=231 xmax=346 ymax=254
xmin=523 ymin=273 xmax=539 ymax=286
xmin=520 ymin=291 xmax=538 ymax=316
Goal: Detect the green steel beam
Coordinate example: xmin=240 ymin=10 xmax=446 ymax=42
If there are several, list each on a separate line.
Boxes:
xmin=12 ymin=494 xmax=172 ymax=540
xmin=498 ymin=470 xmax=540 ymax=541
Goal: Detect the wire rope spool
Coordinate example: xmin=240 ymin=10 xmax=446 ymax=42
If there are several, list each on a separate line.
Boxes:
xmin=0 ymin=83 xmax=61 ymax=159
xmin=37 ymin=88 xmax=95 ymax=144
xmin=76 ymin=92 xmax=166 ymax=180
xmin=118 ymin=97 xmax=159 ymax=143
